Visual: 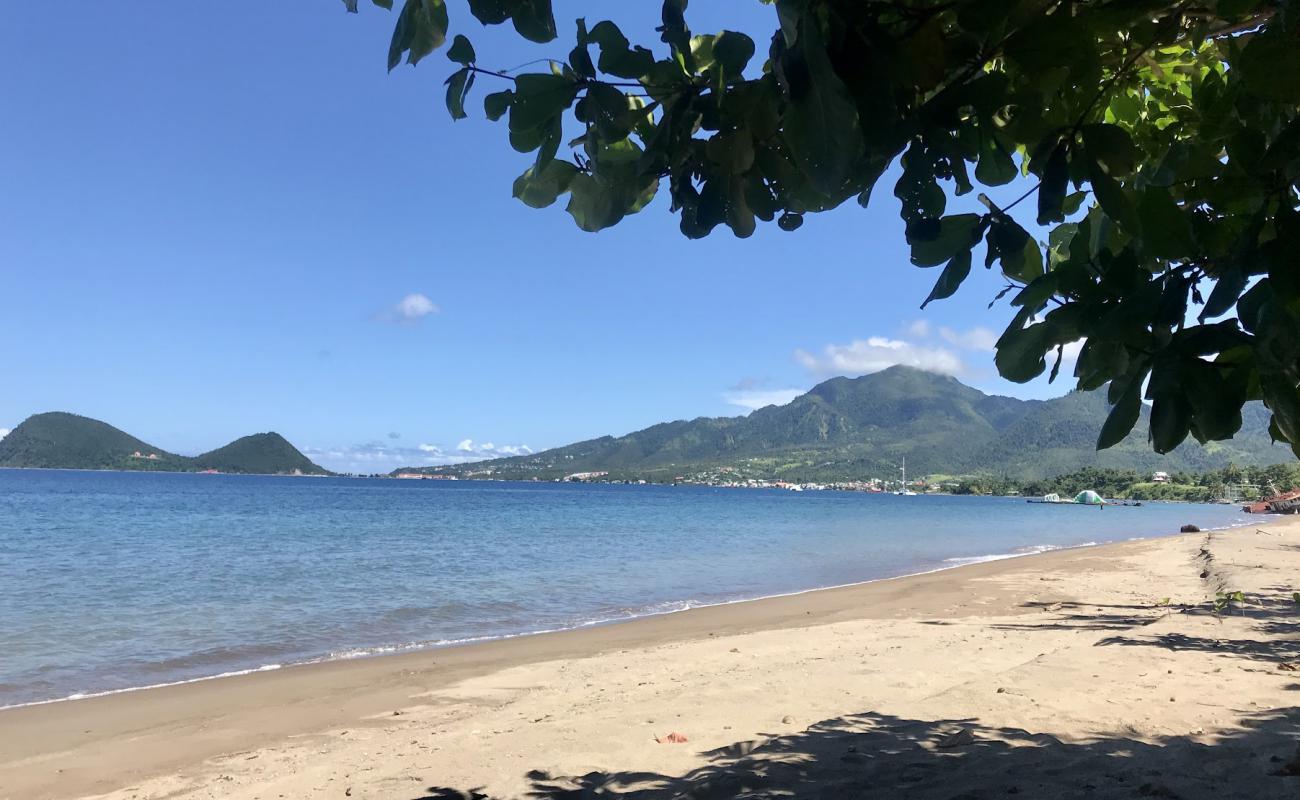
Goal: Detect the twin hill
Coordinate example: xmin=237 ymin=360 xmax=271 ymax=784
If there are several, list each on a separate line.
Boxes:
xmin=401 ymin=366 xmax=1288 ymax=482
xmin=0 ymin=412 xmax=329 ymax=475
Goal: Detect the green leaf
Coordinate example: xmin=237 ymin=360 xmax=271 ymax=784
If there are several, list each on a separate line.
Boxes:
xmin=1200 ymin=268 xmax=1247 ymax=321
xmin=444 ymin=68 xmax=472 ymax=120
xmin=508 ymin=73 xmax=577 ymax=133
xmin=509 ymin=0 xmax=557 ymax=43
xmin=1261 ymin=374 xmax=1300 ymax=448
xmin=995 ymin=311 xmax=1054 ymax=383
xmin=725 ymin=176 xmax=757 ymax=238
xmin=778 ymin=15 xmax=862 ymax=196
xmin=910 ymin=214 xmax=982 ymax=268
xmin=1138 ymin=188 xmax=1195 ymax=259
xmin=467 ymin=0 xmax=508 ymax=24
xmin=1061 ymin=191 xmax=1088 ymax=216
xmin=388 ymin=0 xmax=449 ymax=71
xmin=446 ymin=34 xmax=476 ymax=65
xmin=1037 ymin=144 xmax=1068 ymax=225
xmin=484 ymin=90 xmax=514 ymax=121
xmin=588 ymin=21 xmax=656 ymax=79
xmin=512 ymin=160 xmax=578 ymax=208
xmin=1240 ymin=29 xmax=1300 ymax=102
xmin=975 ymin=130 xmax=1017 ymax=186
xmin=1087 ymin=160 xmax=1137 ymax=230
xmin=707 ymin=129 xmax=756 ymax=174
xmin=778 ymin=212 xmax=803 ymax=232
xmin=1097 ymin=377 xmax=1142 ymax=449
xmin=1149 ymin=393 xmax=1192 ymax=454
xmin=921 ymin=249 xmax=973 ymax=309
xmin=713 ymin=31 xmax=755 ymax=78
xmin=1081 ymin=123 xmax=1138 ymax=178
xmin=565 ymin=173 xmax=617 ymax=232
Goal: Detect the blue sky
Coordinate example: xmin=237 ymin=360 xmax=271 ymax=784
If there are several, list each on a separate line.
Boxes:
xmin=0 ymin=2 xmax=1074 ymax=473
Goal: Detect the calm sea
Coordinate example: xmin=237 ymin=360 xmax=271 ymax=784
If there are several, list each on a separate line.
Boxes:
xmin=0 ymin=469 xmax=1251 ymax=707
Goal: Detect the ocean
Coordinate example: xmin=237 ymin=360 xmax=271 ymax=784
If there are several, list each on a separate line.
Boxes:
xmin=0 ymin=469 xmax=1251 ymax=708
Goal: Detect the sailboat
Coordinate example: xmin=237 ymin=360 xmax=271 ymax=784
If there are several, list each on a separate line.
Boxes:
xmin=894 ymin=456 xmax=918 ymax=496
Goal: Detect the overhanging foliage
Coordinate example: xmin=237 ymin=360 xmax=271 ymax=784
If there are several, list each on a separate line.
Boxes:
xmin=347 ymin=0 xmax=1300 ymax=459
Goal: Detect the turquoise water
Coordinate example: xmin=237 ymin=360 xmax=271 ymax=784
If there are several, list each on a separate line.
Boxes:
xmin=0 ymin=469 xmax=1250 ymax=707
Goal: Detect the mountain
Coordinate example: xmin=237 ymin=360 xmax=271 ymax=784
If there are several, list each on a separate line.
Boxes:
xmin=399 ymin=366 xmax=1288 ymax=482
xmin=194 ymin=433 xmax=327 ymax=475
xmin=0 ymin=412 xmax=330 ymax=475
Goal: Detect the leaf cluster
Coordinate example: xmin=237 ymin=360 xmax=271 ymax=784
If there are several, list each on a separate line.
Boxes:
xmin=348 ymin=0 xmax=1300 ymax=460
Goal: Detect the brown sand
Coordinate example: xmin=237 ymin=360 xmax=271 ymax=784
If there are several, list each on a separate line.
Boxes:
xmin=3 ymin=518 xmax=1299 ymax=799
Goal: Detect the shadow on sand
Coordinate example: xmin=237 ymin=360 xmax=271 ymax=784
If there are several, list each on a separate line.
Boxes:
xmin=411 ymin=706 xmax=1299 ymax=799
xmin=413 ymin=595 xmax=1300 ymax=799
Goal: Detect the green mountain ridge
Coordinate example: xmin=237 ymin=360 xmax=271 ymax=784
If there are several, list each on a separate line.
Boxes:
xmin=400 ymin=366 xmax=1288 ymax=482
xmin=0 ymin=412 xmax=330 ymax=475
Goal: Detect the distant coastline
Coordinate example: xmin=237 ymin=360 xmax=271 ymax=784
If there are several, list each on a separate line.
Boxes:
xmin=0 ymin=412 xmax=331 ymax=476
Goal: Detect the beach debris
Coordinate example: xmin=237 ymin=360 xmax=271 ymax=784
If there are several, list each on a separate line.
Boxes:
xmin=936 ymin=728 xmax=977 ymax=748
xmin=1180 ymin=524 xmax=1201 ymax=533
xmin=781 ymin=715 xmax=794 ymax=724
xmin=1278 ymin=662 xmax=1298 ymax=672
xmin=656 ymin=732 xmax=689 ymax=744
xmin=729 ymin=647 xmax=740 ymax=653
xmin=1045 ymin=602 xmax=1063 ymax=612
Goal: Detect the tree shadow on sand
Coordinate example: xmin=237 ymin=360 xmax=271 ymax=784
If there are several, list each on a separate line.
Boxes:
xmin=974 ymin=592 xmax=1300 ymax=669
xmin=413 ymin=706 xmax=1300 ymax=800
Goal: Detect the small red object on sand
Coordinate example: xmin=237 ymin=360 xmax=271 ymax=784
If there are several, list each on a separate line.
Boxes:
xmin=656 ymin=732 xmax=689 ymax=744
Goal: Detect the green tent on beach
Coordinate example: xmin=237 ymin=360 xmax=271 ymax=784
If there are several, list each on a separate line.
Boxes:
xmin=1074 ymin=490 xmax=1104 ymax=505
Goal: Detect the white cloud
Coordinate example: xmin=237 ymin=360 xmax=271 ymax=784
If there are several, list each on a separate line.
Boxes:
xmin=938 ymin=325 xmax=998 ymax=352
xmin=723 ymin=388 xmax=804 ymax=411
xmin=377 ymin=293 xmax=439 ymax=324
xmin=456 ymin=438 xmax=474 ymax=452
xmin=0 ymin=427 xmax=9 ymax=441
xmin=905 ymin=319 xmax=931 ymax=338
xmin=304 ymin=438 xmax=534 ymax=474
xmin=795 ymin=336 xmax=965 ymax=377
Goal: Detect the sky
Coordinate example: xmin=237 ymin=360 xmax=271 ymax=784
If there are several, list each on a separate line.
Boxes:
xmin=0 ymin=2 xmax=1077 ymax=474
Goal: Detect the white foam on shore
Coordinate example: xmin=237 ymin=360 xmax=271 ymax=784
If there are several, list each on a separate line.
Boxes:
xmin=2 ymin=519 xmax=1257 ymax=711
xmin=942 ymin=541 xmax=1101 ymax=567
xmin=1 ymin=663 xmax=283 ymax=711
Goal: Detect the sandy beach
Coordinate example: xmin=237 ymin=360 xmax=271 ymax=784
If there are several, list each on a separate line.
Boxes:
xmin=3 ymin=517 xmax=1299 ymax=799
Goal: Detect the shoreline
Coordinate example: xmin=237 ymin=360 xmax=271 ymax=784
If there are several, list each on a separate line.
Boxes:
xmin=1 ymin=518 xmax=1252 ymax=713
xmin=5 ymin=518 xmax=1294 ymax=800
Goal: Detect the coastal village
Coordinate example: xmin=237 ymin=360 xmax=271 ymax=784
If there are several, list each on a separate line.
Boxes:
xmin=389 ymin=465 xmax=1300 ymax=514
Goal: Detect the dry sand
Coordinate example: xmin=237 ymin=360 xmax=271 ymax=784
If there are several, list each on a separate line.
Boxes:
xmin=3 ymin=518 xmax=1299 ymax=799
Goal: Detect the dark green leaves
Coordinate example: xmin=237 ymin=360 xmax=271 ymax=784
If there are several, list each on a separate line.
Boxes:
xmin=921 ymin=249 xmax=972 ymax=309
xmin=388 ymin=0 xmax=449 ymax=71
xmin=908 ymin=214 xmax=983 ymax=268
xmin=356 ymin=0 xmax=1300 ymax=458
xmin=588 ymin=21 xmax=656 ymax=79
xmin=1036 ymin=143 xmax=1069 ymax=225
xmin=1097 ymin=379 xmax=1142 ymax=450
xmin=975 ymin=129 xmax=1017 ymax=186
xmin=508 ymin=73 xmax=577 ymax=134
xmin=444 ymin=68 xmax=473 ymax=119
xmin=1081 ymin=124 xmax=1137 ymax=178
xmin=713 ymin=31 xmax=755 ymax=78
xmin=512 ymin=160 xmax=578 ymax=208
xmin=1138 ymin=188 xmax=1195 ymax=259
xmin=484 ymin=90 xmax=513 ymax=121
xmin=446 ymin=34 xmax=475 ymax=64
xmin=776 ymin=13 xmax=862 ymax=196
